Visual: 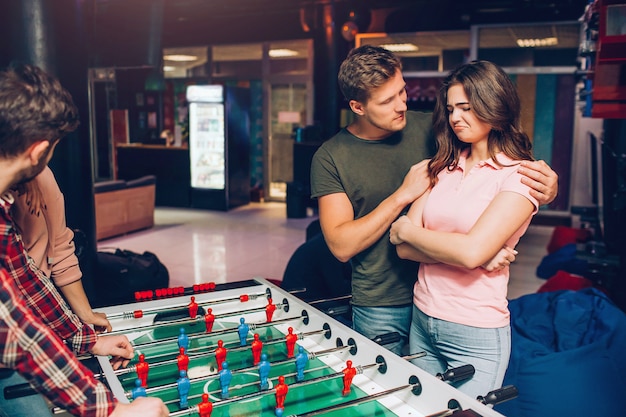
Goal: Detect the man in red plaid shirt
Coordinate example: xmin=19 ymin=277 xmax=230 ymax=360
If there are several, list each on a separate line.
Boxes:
xmin=0 ymin=64 xmax=168 ymax=417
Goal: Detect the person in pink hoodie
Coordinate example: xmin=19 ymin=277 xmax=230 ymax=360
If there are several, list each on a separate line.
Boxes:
xmin=12 ymin=165 xmax=111 ymax=332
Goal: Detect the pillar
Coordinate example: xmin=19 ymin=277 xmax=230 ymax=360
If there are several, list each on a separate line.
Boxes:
xmin=7 ymin=0 xmax=99 ymax=302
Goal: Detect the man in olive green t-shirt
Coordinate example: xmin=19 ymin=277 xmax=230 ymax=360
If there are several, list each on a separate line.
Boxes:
xmin=310 ymin=45 xmax=559 ymax=355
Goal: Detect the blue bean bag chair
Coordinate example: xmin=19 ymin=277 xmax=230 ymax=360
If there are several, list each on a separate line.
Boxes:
xmin=535 ymin=243 xmax=589 ymax=279
xmin=495 ymin=288 xmax=626 ymax=417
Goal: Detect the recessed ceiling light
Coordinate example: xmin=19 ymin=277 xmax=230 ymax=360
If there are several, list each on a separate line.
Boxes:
xmin=164 ymin=54 xmax=198 ymax=62
xmin=380 ymin=43 xmax=419 ymax=52
xmin=269 ymin=49 xmax=298 ymax=58
xmin=516 ymin=37 xmax=558 ymax=47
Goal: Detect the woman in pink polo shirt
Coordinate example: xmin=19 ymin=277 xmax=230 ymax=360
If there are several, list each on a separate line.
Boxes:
xmin=389 ymin=60 xmax=539 ymax=399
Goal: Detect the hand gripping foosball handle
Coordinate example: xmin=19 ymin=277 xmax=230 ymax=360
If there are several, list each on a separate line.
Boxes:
xmin=437 ymin=364 xmax=475 ymax=383
xmin=477 ymin=385 xmax=519 ymax=406
xmin=370 ymin=331 xmax=401 ymax=346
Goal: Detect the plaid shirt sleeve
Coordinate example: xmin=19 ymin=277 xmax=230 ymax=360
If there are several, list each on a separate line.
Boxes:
xmin=0 ymin=196 xmax=97 ymax=354
xmin=0 ymin=269 xmax=117 ymax=416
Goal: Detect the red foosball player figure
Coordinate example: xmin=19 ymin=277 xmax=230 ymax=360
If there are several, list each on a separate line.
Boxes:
xmin=266 ymin=297 xmax=277 ymax=322
xmin=274 ymin=375 xmax=289 ymax=415
xmin=197 ymin=393 xmax=213 ymax=417
xmin=285 ymin=327 xmax=297 ymax=358
xmin=136 ymin=353 xmax=150 ymax=387
xmin=342 ymin=360 xmax=357 ymax=396
xmin=177 ymin=346 xmax=190 ymax=372
xmin=251 ymin=333 xmax=263 ymax=365
xmin=188 ymin=296 xmax=199 ymax=319
xmin=205 ymin=308 xmax=215 ymax=333
xmin=215 ymin=339 xmax=228 ymax=371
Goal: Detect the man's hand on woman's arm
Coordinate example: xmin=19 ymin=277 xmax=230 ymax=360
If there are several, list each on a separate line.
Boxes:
xmin=518 ymin=160 xmax=558 ymax=205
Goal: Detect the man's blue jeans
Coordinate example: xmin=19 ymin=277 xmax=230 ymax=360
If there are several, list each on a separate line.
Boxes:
xmin=0 ymin=371 xmax=53 ymax=417
xmin=409 ymin=305 xmax=511 ymax=400
xmin=352 ymin=304 xmax=412 ymax=355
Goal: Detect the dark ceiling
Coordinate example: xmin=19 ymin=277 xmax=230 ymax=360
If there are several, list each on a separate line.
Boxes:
xmin=156 ymin=0 xmax=588 ymax=23
xmin=89 ymin=0 xmax=589 ymax=67
xmin=160 ymin=0 xmax=589 ymax=36
xmin=95 ymin=0 xmax=590 ymax=45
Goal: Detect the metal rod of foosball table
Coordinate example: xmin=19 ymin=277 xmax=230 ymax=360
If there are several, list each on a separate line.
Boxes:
xmin=118 ymin=300 xmax=286 ymax=341
xmin=285 ymin=287 xmax=307 ymax=296
xmin=108 ymin=301 xmax=279 ymax=336
xmin=287 ymin=382 xmax=420 ymax=417
xmin=426 ymin=408 xmax=458 ymax=417
xmin=307 ymin=294 xmax=352 ymax=305
xmin=130 ymin=310 xmax=302 ymax=352
xmin=105 ymin=288 xmax=271 ymax=321
xmin=134 ymin=325 xmax=328 ymax=367
xmin=425 ymin=385 xmax=519 ymax=417
xmin=402 ymin=351 xmax=427 ymax=361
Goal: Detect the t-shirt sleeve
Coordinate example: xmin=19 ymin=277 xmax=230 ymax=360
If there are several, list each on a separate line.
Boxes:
xmin=310 ymin=146 xmax=345 ymax=199
xmin=501 ymin=168 xmax=540 ymax=214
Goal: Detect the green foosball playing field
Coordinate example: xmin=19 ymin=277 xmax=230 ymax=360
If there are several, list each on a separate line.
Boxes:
xmin=118 ymin=315 xmax=401 ymax=416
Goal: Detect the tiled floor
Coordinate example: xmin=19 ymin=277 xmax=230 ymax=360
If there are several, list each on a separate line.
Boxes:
xmin=98 ymin=202 xmax=553 ymax=301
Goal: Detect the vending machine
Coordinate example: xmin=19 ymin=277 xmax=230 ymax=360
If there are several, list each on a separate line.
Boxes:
xmin=186 ymin=84 xmax=250 ymax=210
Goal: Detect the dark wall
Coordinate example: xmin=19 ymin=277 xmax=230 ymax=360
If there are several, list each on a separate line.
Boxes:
xmin=115 ymin=67 xmax=161 ymax=143
xmin=91 ymin=0 xmax=164 ymax=68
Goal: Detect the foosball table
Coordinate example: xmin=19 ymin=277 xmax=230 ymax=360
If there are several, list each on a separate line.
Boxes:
xmin=93 ymin=277 xmax=511 ymax=417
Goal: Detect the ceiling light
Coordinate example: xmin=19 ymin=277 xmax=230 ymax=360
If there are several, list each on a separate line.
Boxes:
xmin=516 ymin=37 xmax=558 ymax=48
xmin=163 ymin=66 xmax=176 ymax=72
xmin=380 ymin=43 xmax=419 ymax=52
xmin=164 ymin=54 xmax=198 ymax=62
xmin=269 ymin=49 xmax=298 ymax=58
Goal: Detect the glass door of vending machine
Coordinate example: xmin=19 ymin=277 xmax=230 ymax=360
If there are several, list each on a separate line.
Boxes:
xmin=187 ymin=85 xmax=250 ymax=210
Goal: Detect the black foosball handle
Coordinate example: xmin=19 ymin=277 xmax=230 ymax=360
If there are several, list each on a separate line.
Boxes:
xmin=477 ymin=385 xmax=519 ymax=406
xmin=321 ymin=304 xmax=350 ymax=316
xmin=437 ymin=364 xmax=475 ymax=383
xmin=370 ymin=331 xmax=400 ymax=346
xmin=4 ymin=382 xmax=37 ymax=400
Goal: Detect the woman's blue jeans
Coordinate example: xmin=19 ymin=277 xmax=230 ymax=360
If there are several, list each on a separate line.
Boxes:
xmin=409 ymin=305 xmax=510 ymax=400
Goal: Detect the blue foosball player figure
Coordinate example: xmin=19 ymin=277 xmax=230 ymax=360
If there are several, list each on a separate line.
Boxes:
xmin=258 ymin=353 xmax=271 ymax=390
xmin=178 ymin=327 xmax=189 ymax=353
xmin=177 ymin=370 xmax=191 ymax=408
xmin=131 ymin=378 xmax=147 ymax=399
xmin=219 ymin=361 xmax=233 ymax=399
xmin=295 ymin=345 xmax=308 ymax=382
xmin=238 ymin=317 xmax=249 ymax=346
